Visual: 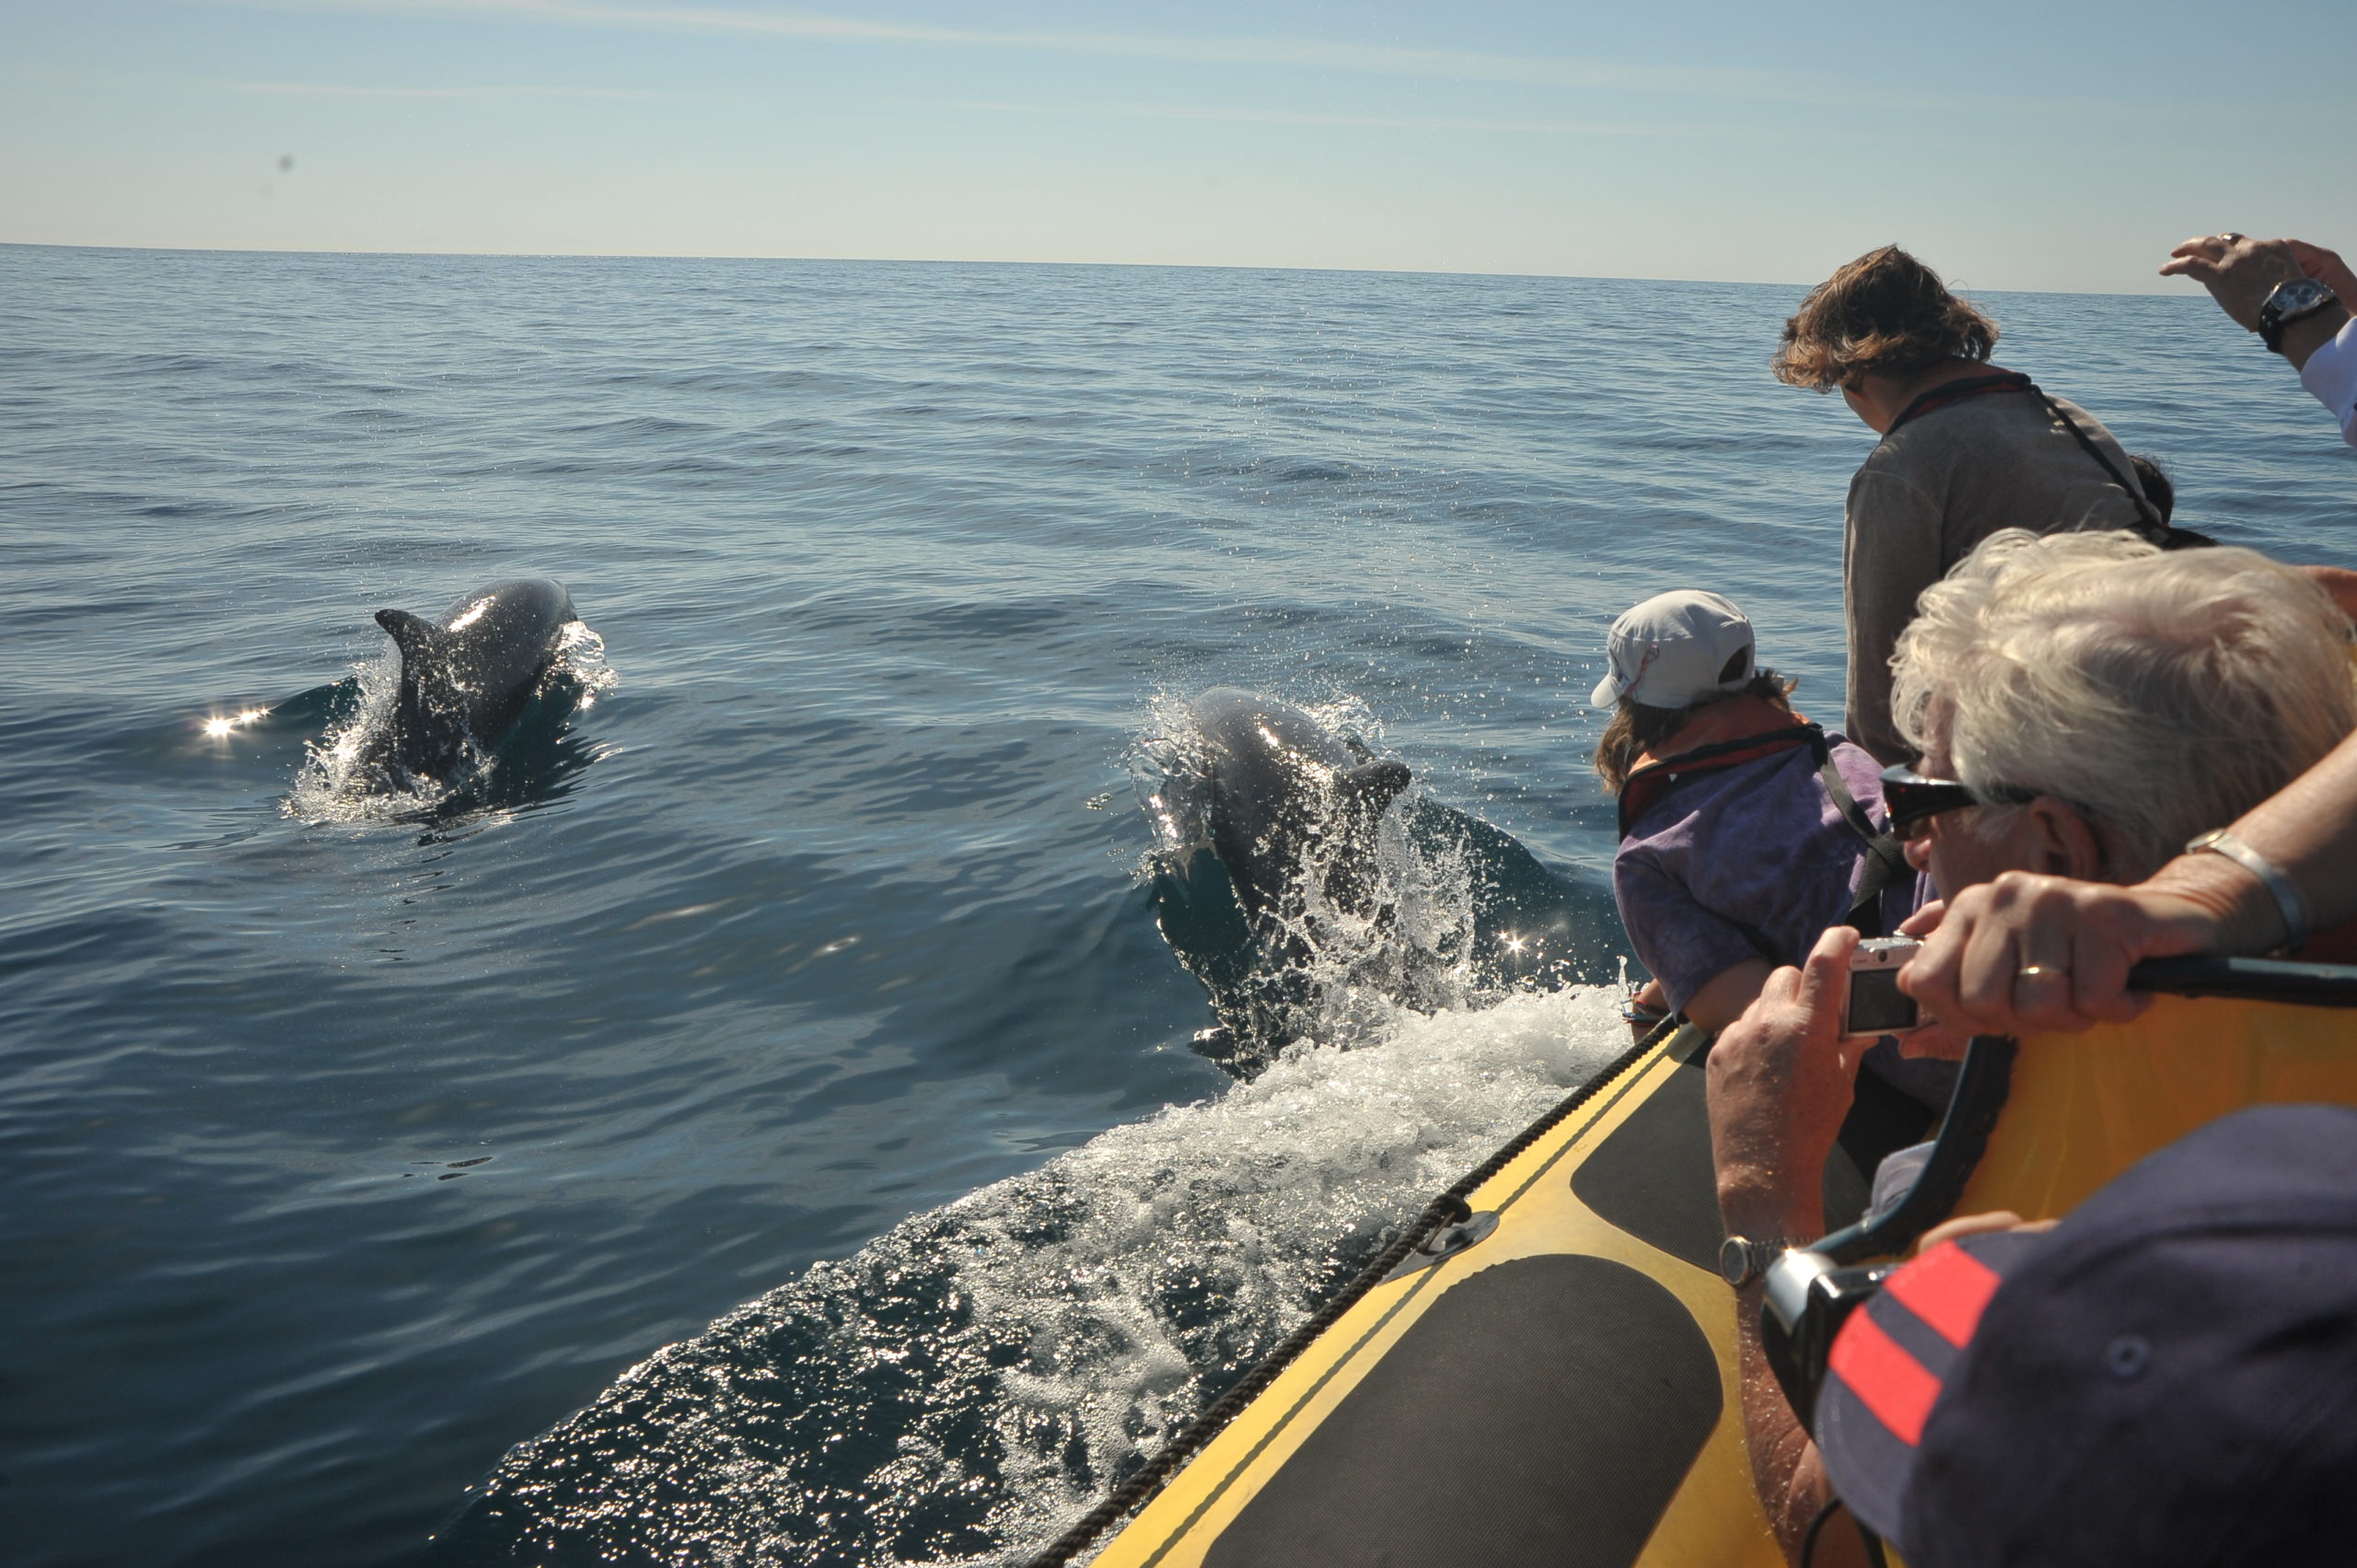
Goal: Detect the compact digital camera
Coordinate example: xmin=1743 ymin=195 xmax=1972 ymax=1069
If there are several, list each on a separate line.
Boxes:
xmin=1842 ymin=935 xmax=1922 ymax=1040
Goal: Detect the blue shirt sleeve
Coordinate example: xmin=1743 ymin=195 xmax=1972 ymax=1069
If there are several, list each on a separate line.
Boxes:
xmin=1613 ymin=848 xmax=1771 ymax=1016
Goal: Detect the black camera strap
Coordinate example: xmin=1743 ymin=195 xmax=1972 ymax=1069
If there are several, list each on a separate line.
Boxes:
xmin=1812 ymin=1033 xmax=2020 ymax=1266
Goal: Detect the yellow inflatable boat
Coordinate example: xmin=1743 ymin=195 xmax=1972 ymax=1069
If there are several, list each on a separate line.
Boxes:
xmin=1030 ymin=956 xmax=2357 ymax=1568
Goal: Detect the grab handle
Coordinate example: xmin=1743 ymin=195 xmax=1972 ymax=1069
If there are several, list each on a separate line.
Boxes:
xmin=2131 ymin=954 xmax=2357 ymax=1008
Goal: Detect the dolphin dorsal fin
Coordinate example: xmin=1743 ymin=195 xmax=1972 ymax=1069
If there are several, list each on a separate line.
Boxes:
xmin=374 ymin=608 xmax=442 ymax=687
xmin=375 ymin=608 xmax=436 ymax=654
xmin=1338 ymin=759 xmax=1412 ymax=813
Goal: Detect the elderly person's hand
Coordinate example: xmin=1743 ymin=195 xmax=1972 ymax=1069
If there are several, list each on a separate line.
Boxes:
xmin=2159 ymin=233 xmax=2310 ymax=330
xmin=1895 ymin=871 xmax=2235 ymax=1039
xmin=1707 ymin=925 xmax=1867 ymax=1243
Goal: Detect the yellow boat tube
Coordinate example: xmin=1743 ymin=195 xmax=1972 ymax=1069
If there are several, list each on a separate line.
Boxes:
xmin=1035 ymin=956 xmax=2357 ymax=1568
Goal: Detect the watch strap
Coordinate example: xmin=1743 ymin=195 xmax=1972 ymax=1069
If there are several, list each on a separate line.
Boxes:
xmin=2186 ymin=829 xmax=2309 ymax=949
xmin=1718 ymin=1234 xmax=1789 ymax=1289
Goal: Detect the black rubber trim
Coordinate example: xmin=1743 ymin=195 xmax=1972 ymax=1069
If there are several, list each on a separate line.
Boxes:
xmin=1022 ymin=1018 xmax=1678 ymax=1568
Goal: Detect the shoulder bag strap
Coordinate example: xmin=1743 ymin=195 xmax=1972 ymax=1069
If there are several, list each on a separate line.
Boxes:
xmin=2020 ymin=380 xmax=2177 ymax=545
xmin=1813 ymin=733 xmax=1909 ymax=938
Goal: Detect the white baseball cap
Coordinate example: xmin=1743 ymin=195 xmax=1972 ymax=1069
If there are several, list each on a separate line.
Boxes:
xmin=1587 ymin=590 xmax=1757 ymax=710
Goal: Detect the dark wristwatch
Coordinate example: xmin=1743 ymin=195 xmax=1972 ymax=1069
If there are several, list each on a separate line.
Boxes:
xmin=1718 ymin=1235 xmax=1789 ymax=1289
xmin=2258 ymin=278 xmax=2341 ymax=354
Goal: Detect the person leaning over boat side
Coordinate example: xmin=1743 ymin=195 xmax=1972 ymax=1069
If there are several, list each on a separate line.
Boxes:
xmin=1701 ymin=528 xmax=2357 ymax=1564
xmin=2161 ymin=232 xmax=2357 ymax=446
xmin=1774 ymin=246 xmax=2163 ymax=765
xmin=1591 ymin=589 xmax=1918 ymax=1043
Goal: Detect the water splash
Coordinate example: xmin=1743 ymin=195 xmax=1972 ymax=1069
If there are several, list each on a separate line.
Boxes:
xmin=1133 ymin=691 xmax=1613 ymax=1071
xmin=284 ymin=621 xmax=616 ymax=824
xmin=441 ymin=987 xmax=1632 ymax=1567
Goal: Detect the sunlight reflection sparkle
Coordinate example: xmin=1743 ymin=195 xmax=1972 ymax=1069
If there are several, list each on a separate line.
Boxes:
xmin=203 ymin=707 xmax=271 ymax=738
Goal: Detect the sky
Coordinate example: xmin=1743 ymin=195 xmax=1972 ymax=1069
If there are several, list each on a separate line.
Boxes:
xmin=4 ymin=0 xmax=2353 ymax=292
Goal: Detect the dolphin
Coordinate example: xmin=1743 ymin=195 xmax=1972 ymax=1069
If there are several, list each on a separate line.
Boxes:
xmin=1149 ymin=688 xmax=1620 ymax=1070
xmin=356 ymin=578 xmax=578 ymax=789
xmin=1187 ymin=687 xmax=1413 ymax=930
xmin=1144 ymin=688 xmax=1411 ymax=1068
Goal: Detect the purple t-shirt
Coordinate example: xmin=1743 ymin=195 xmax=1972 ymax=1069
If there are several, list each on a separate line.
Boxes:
xmin=1612 ymin=733 xmax=1918 ymax=1014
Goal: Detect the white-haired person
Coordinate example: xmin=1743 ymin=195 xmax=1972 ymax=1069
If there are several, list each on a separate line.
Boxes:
xmin=1898 ymin=700 xmax=2357 ymax=1042
xmin=1701 ymin=528 xmax=2357 ymax=1564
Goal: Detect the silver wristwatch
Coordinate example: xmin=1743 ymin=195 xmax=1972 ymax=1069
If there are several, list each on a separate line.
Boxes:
xmin=1717 ymin=1235 xmax=1788 ymax=1289
xmin=2184 ymin=828 xmax=2309 ymax=949
xmin=2258 ymin=278 xmax=2340 ymax=354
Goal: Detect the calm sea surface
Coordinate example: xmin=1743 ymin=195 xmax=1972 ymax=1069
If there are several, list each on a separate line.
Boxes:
xmin=3 ymin=245 xmax=2350 ymax=1567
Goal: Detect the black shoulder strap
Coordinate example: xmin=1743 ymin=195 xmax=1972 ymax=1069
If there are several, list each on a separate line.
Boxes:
xmin=1814 ymin=733 xmax=1909 ymax=939
xmin=2021 ymin=380 xmax=2185 ymax=547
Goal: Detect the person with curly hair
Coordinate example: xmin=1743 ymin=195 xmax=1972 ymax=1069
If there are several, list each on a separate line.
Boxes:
xmin=1776 ymin=246 xmax=2162 ymax=764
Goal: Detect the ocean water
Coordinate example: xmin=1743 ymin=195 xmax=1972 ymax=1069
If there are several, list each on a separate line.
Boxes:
xmin=2 ymin=244 xmax=2349 ymax=1568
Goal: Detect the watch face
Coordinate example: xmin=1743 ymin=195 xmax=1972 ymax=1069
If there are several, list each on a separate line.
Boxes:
xmin=2269 ymin=279 xmax=2334 ymax=320
xmin=1718 ymin=1235 xmax=1752 ymax=1285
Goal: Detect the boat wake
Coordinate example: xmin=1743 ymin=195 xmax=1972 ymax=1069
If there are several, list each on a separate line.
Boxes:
xmin=441 ymin=987 xmax=1632 ymax=1567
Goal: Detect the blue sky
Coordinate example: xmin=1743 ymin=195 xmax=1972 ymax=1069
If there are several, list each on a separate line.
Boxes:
xmin=5 ymin=0 xmax=2352 ymax=290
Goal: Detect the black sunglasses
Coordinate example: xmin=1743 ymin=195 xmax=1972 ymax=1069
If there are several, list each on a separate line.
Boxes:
xmin=1877 ymin=763 xmax=2036 ymax=841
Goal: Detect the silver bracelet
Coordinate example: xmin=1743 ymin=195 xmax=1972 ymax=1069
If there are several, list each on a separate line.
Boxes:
xmin=2184 ymin=828 xmax=2309 ymax=950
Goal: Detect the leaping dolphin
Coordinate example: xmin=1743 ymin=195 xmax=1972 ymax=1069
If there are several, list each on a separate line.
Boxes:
xmin=1189 ymin=687 xmax=1412 ymax=930
xmin=357 ymin=578 xmax=578 ymax=790
xmin=1148 ymin=688 xmax=1620 ymax=1070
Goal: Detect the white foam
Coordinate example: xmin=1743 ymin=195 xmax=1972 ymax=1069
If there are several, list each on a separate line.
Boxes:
xmin=472 ymin=984 xmax=1632 ymax=1565
xmin=946 ymin=984 xmax=1630 ymax=1563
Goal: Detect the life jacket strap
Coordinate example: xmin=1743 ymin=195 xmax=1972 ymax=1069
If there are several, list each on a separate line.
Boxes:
xmin=1615 ymin=719 xmax=1821 ymax=840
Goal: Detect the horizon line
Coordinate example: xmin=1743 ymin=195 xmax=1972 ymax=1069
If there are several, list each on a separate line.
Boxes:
xmin=0 ymin=238 xmax=2192 ymax=300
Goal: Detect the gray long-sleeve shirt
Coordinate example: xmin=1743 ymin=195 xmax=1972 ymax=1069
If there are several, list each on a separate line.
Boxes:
xmin=1843 ymin=388 xmax=2150 ymax=763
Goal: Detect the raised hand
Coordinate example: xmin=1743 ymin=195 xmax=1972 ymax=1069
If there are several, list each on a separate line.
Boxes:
xmin=2159 ymin=232 xmax=2308 ymax=331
